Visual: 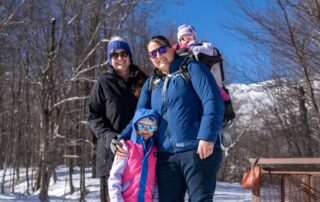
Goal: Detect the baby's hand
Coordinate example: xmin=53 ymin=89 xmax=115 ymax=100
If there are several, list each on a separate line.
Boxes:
xmin=188 ymin=40 xmax=197 ymax=46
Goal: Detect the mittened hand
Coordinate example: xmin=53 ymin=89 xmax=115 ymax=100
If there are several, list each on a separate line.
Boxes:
xmin=110 ymin=138 xmax=118 ymax=154
xmin=223 ymin=100 xmax=236 ymax=125
xmin=188 ymin=40 xmax=196 ymax=46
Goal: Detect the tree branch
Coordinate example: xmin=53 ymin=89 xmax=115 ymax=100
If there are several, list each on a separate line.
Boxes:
xmin=52 ymin=96 xmax=89 ymax=109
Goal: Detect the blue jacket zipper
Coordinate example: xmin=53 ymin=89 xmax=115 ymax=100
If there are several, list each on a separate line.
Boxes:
xmin=163 ymin=80 xmax=174 ymax=153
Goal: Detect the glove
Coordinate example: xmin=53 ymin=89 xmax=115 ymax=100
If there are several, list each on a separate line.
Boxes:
xmin=109 ymin=135 xmax=123 ymax=154
xmin=110 ymin=138 xmax=118 ymax=154
xmin=223 ymin=100 xmax=236 ymax=126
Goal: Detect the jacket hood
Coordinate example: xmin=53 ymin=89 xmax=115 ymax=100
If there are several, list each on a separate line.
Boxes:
xmin=130 ymin=108 xmax=160 ymax=149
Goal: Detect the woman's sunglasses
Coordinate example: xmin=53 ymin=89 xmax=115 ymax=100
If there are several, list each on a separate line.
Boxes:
xmin=148 ymin=46 xmax=167 ymax=59
xmin=137 ymin=123 xmax=157 ymax=132
xmin=110 ymin=51 xmax=129 ymax=59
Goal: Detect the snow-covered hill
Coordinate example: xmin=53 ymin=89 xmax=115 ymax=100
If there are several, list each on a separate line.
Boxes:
xmin=228 ymin=81 xmax=273 ymax=125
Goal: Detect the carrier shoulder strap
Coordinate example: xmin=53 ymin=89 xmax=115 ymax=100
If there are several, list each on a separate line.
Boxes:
xmin=179 ymin=57 xmax=192 ymax=84
xmin=148 ymin=57 xmax=192 ymax=93
xmin=160 ymin=57 xmax=192 ymax=97
xmin=148 ymin=68 xmax=164 ymax=92
xmin=214 ymin=48 xmax=225 ymax=85
xmin=148 ymin=75 xmax=155 ymax=92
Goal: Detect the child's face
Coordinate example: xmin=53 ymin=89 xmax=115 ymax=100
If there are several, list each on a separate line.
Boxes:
xmin=180 ymin=34 xmax=195 ymax=45
xmin=136 ymin=123 xmax=157 ymax=141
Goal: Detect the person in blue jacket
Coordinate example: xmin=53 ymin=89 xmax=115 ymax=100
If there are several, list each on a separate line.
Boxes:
xmin=118 ymin=35 xmax=224 ymax=201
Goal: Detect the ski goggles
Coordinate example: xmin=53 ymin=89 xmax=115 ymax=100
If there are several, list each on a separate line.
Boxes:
xmin=110 ymin=51 xmax=129 ymax=59
xmin=137 ymin=123 xmax=157 ymax=132
xmin=148 ymin=46 xmax=167 ymax=59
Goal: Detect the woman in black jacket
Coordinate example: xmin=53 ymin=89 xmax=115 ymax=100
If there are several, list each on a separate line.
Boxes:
xmin=88 ymin=36 xmax=146 ymax=202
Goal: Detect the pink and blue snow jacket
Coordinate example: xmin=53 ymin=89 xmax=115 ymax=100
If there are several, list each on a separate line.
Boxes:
xmin=108 ymin=108 xmax=160 ymax=202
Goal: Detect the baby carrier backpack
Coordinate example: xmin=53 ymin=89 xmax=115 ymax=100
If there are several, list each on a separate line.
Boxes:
xmin=175 ymin=46 xmax=236 ymax=127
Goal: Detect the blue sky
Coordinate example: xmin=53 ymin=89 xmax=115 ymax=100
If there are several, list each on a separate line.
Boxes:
xmin=165 ymin=1 xmax=238 ymax=55
xmin=161 ymin=1 xmax=266 ymax=84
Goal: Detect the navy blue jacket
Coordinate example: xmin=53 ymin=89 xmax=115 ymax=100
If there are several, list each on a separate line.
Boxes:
xmin=121 ymin=57 xmax=224 ymax=153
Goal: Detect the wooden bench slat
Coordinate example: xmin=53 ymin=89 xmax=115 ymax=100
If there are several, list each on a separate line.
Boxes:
xmin=248 ymin=158 xmax=320 ymax=165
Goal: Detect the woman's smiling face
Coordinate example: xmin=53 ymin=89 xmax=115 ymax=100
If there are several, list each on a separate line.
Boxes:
xmin=147 ymin=42 xmax=174 ymax=74
xmin=110 ymin=49 xmax=130 ymax=72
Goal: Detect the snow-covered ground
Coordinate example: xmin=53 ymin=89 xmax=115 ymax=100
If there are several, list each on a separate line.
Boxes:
xmin=0 ymin=166 xmax=251 ymax=201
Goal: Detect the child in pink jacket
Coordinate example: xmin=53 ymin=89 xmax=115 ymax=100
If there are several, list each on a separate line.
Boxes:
xmin=108 ymin=108 xmax=160 ymax=202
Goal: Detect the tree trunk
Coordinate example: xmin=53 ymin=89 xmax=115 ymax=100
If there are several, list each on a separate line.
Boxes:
xmin=68 ymin=162 xmax=75 ymax=194
xmin=80 ymin=124 xmax=86 ymax=201
xmin=39 ymin=18 xmax=56 ymax=202
xmin=298 ymin=86 xmax=313 ymax=156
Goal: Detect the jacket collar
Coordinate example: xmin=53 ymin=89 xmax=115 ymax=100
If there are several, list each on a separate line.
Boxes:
xmin=169 ymin=56 xmax=184 ymax=74
xmin=152 ymin=56 xmax=184 ymax=78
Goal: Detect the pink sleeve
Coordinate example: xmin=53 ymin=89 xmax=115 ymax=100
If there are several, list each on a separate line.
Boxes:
xmin=219 ymin=87 xmax=230 ymax=101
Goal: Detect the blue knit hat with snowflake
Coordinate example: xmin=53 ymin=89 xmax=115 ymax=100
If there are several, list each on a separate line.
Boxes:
xmin=107 ymin=36 xmax=133 ymax=64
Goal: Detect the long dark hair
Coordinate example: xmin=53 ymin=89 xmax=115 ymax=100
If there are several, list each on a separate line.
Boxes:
xmin=129 ymin=64 xmax=147 ymax=98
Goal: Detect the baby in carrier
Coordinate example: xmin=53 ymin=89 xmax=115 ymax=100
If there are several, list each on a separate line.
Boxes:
xmin=173 ymin=24 xmax=232 ymax=110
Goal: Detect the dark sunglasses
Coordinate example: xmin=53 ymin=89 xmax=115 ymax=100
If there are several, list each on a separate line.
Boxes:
xmin=137 ymin=123 xmax=157 ymax=132
xmin=110 ymin=51 xmax=129 ymax=59
xmin=148 ymin=46 xmax=168 ymax=59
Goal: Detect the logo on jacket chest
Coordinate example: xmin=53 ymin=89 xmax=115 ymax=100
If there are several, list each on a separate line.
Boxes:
xmin=176 ymin=142 xmax=185 ymax=147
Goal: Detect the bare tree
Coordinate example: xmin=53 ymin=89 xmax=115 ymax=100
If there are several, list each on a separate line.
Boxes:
xmin=0 ymin=0 xmax=172 ymax=200
xmin=218 ymin=0 xmax=320 ymax=181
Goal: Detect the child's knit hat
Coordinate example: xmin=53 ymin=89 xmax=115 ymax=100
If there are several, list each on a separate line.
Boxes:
xmin=177 ymin=24 xmax=197 ymax=44
xmin=107 ymin=36 xmax=133 ymax=64
xmin=137 ymin=117 xmax=158 ymax=126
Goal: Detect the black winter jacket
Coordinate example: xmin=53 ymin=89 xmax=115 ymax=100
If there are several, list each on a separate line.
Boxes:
xmin=88 ymin=64 xmax=146 ymax=177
